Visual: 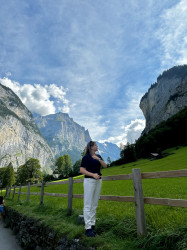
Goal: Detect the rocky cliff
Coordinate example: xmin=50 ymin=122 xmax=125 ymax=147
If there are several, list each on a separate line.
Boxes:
xmin=0 ymin=83 xmax=55 ymax=173
xmin=140 ymin=65 xmax=187 ymax=134
xmin=34 ymin=113 xmax=92 ymax=164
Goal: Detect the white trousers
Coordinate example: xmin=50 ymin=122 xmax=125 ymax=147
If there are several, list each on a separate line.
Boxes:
xmin=83 ymin=178 xmax=102 ymax=230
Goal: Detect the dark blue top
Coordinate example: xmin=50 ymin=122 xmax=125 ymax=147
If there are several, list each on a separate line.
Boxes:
xmin=81 ymin=153 xmax=103 ymax=178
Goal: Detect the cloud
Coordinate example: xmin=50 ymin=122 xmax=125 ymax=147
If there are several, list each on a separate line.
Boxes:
xmin=0 ymin=77 xmax=69 ymax=115
xmin=157 ymin=0 xmax=187 ymax=68
xmin=0 ymin=0 xmax=184 ymax=145
xmin=102 ymin=119 xmax=145 ymax=146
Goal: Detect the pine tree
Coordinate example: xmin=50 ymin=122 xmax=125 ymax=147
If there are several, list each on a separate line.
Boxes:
xmin=2 ymin=162 xmax=16 ymax=187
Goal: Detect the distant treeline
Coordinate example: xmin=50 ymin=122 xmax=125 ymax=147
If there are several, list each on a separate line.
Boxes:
xmin=112 ymin=106 xmax=187 ymax=166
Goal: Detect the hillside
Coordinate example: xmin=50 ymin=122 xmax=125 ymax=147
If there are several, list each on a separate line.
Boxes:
xmin=5 ymin=146 xmax=187 ymax=250
xmin=135 ymin=106 xmax=187 ymax=158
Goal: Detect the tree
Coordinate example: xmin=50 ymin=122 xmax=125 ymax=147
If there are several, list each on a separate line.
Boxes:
xmin=16 ymin=158 xmax=42 ymax=185
xmin=43 ymin=173 xmax=56 ymax=183
xmin=120 ymin=143 xmax=137 ymax=164
xmin=72 ymin=159 xmax=81 ymax=176
xmin=63 ymin=154 xmax=73 ymax=178
xmin=2 ymin=162 xmax=16 ymax=187
xmin=107 ymin=156 xmax=112 ymax=166
xmin=53 ymin=154 xmax=72 ymax=178
xmin=0 ymin=167 xmax=6 ymax=187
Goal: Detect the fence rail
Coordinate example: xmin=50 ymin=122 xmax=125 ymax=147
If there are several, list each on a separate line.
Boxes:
xmin=5 ymin=168 xmax=187 ymax=236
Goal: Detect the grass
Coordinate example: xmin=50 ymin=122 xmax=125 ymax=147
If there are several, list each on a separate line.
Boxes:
xmin=4 ymin=146 xmax=187 ymax=249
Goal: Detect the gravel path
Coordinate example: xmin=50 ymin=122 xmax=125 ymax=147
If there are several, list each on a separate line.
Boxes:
xmin=0 ymin=221 xmax=22 ymax=250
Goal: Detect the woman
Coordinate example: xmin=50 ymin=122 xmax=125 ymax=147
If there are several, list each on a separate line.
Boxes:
xmin=0 ymin=196 xmax=5 ymax=221
xmin=80 ymin=141 xmax=107 ymax=237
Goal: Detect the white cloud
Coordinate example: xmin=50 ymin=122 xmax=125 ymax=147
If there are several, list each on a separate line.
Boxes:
xmin=0 ymin=77 xmax=69 ymax=116
xmin=105 ymin=119 xmax=145 ymax=146
xmin=0 ymin=0 xmax=184 ymax=145
xmin=157 ymin=0 xmax=187 ymax=68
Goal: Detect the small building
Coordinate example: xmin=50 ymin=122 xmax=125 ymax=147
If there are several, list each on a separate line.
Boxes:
xmin=150 ymin=153 xmax=160 ymax=160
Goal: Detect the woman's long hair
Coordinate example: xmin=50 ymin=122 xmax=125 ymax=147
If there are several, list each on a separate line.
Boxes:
xmin=0 ymin=196 xmax=3 ymax=204
xmin=85 ymin=141 xmax=96 ymax=155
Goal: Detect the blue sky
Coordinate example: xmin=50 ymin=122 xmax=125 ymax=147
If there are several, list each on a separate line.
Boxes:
xmin=0 ymin=0 xmax=186 ymax=146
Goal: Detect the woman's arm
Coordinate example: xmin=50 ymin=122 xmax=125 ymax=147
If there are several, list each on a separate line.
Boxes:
xmin=99 ymin=159 xmax=107 ymax=168
xmin=92 ymin=155 xmax=107 ymax=168
xmin=80 ymin=167 xmax=101 ymax=180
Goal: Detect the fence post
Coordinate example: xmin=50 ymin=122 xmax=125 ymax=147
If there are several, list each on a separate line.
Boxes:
xmin=67 ymin=177 xmax=73 ymax=214
xmin=12 ymin=185 xmax=16 ymax=199
xmin=27 ymin=182 xmax=30 ymax=202
xmin=132 ymin=168 xmax=147 ymax=236
xmin=0 ymin=181 xmax=2 ymax=196
xmin=5 ymin=186 xmax=8 ymax=197
xmin=8 ymin=186 xmax=11 ymax=198
xmin=18 ymin=184 xmax=21 ymax=202
xmin=40 ymin=181 xmax=45 ymax=206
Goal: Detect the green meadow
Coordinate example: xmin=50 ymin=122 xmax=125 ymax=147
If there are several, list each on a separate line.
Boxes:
xmin=4 ymin=146 xmax=187 ymax=249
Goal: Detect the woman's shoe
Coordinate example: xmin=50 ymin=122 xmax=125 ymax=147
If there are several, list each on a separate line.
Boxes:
xmin=91 ymin=225 xmax=96 ymax=235
xmin=85 ymin=228 xmax=95 ymax=237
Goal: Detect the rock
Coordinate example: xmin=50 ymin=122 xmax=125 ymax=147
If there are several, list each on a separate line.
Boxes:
xmin=77 ymin=215 xmax=84 ymax=225
xmin=140 ymin=65 xmax=187 ymax=134
xmin=0 ymin=83 xmax=55 ymax=173
xmin=34 ymin=112 xmax=91 ymax=164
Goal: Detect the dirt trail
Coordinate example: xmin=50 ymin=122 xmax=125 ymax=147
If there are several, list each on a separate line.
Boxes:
xmin=0 ymin=221 xmax=22 ymax=250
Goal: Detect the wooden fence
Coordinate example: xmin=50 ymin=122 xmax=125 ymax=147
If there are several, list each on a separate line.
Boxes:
xmin=5 ymin=168 xmax=187 ymax=236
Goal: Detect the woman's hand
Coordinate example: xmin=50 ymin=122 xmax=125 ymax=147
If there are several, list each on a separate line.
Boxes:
xmin=92 ymin=155 xmax=101 ymax=161
xmin=92 ymin=173 xmax=101 ymax=180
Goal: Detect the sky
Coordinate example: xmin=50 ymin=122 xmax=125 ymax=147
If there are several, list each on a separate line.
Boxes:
xmin=0 ymin=0 xmax=187 ymax=146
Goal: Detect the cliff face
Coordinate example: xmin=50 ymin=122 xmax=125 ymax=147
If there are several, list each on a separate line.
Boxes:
xmin=34 ymin=113 xmax=92 ymax=163
xmin=140 ymin=65 xmax=187 ymax=134
xmin=0 ymin=83 xmax=55 ymax=173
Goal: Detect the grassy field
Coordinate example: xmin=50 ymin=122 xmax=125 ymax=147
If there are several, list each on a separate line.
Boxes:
xmin=4 ymin=146 xmax=187 ymax=249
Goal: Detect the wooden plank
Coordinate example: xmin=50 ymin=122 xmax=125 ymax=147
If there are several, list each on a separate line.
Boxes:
xmin=73 ymin=179 xmax=84 ymax=183
xmin=142 ymin=169 xmax=187 ymax=179
xmin=99 ymin=195 xmax=134 ymax=202
xmin=27 ymin=182 xmax=30 ymax=202
xmin=44 ymin=192 xmax=68 ymax=197
xmin=144 ymin=197 xmax=187 ymax=208
xmin=102 ymin=174 xmax=132 ymax=181
xmin=18 ymin=184 xmax=21 ymax=201
xmin=12 ymin=185 xmax=16 ymax=199
xmin=8 ymin=186 xmax=11 ymax=198
xmin=73 ymin=174 xmax=132 ymax=182
xmin=30 ymin=192 xmax=40 ymax=195
xmin=132 ymin=169 xmax=147 ymax=236
xmin=5 ymin=186 xmax=8 ymax=197
xmin=72 ymin=194 xmax=84 ymax=199
xmin=68 ymin=177 xmax=73 ymax=213
xmin=45 ymin=180 xmax=69 ymax=186
xmin=40 ymin=182 xmax=45 ymax=206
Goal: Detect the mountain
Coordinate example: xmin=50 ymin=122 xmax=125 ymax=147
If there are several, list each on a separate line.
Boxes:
xmin=97 ymin=141 xmax=120 ymax=163
xmin=140 ymin=65 xmax=187 ymax=134
xmin=34 ymin=113 xmax=121 ymax=164
xmin=34 ymin=113 xmax=91 ymax=164
xmin=0 ymin=83 xmax=55 ymax=173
